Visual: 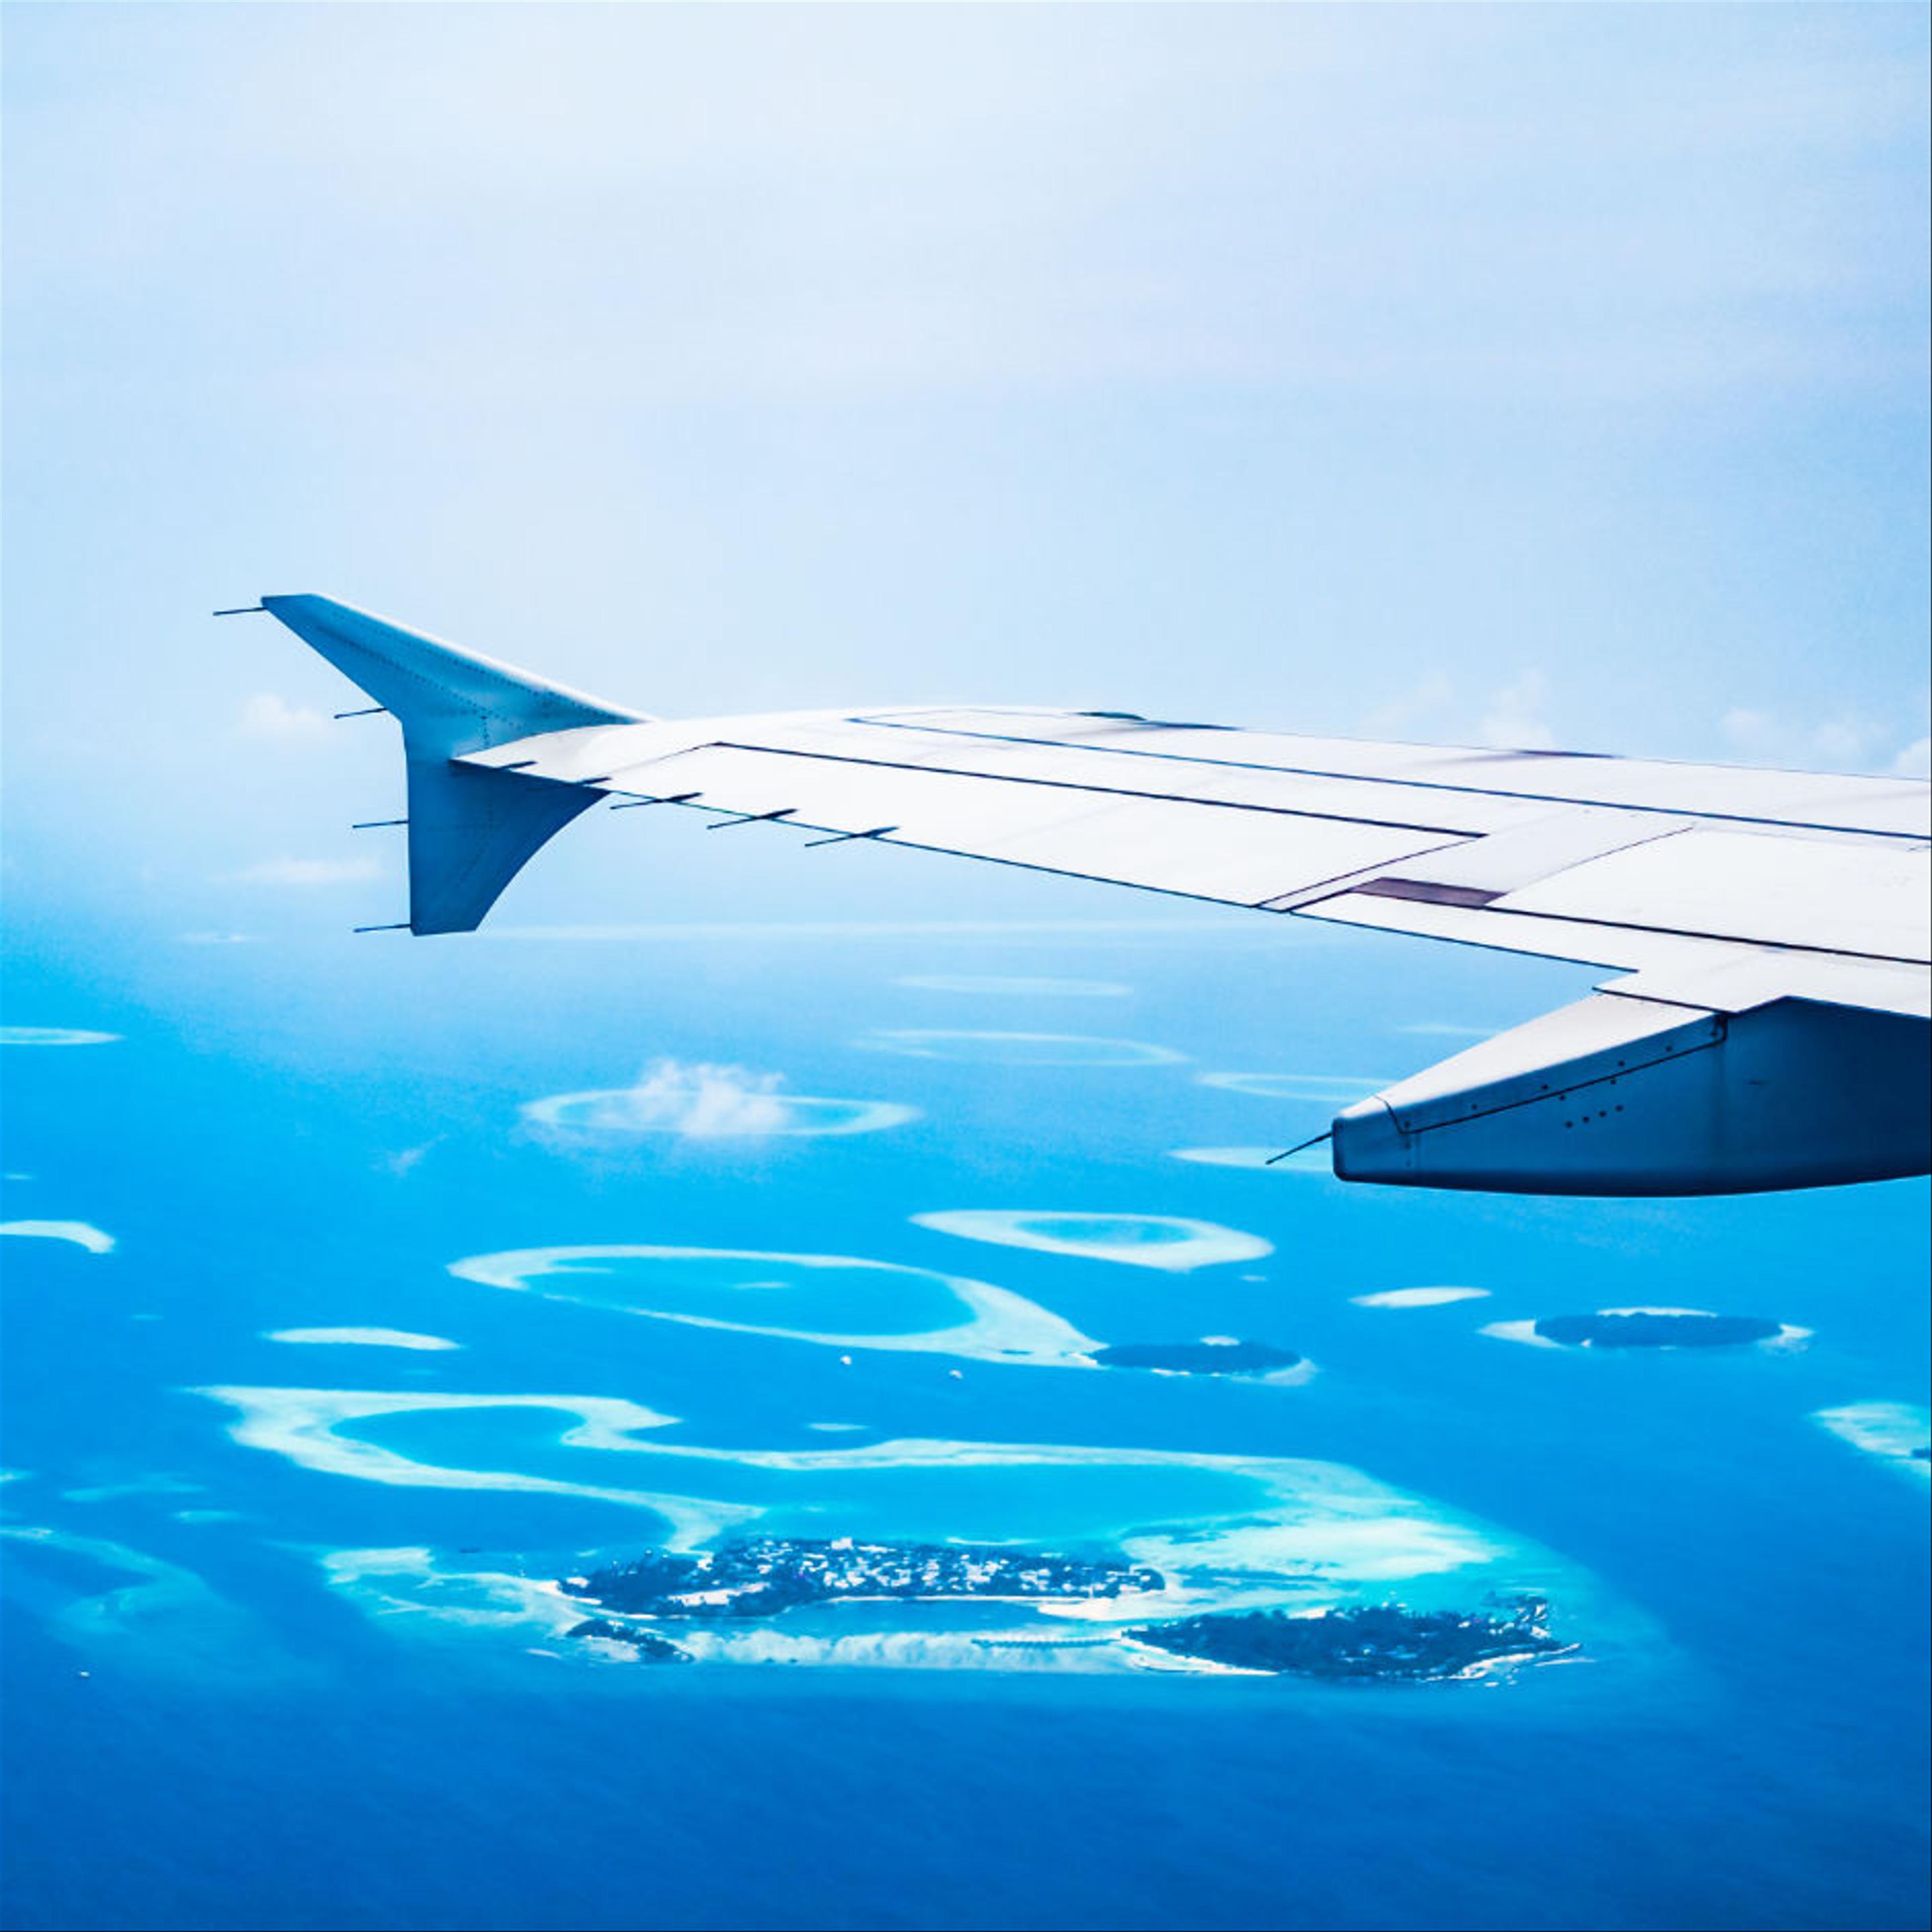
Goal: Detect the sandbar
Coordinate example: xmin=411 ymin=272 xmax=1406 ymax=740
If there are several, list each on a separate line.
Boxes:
xmin=447 ymin=1243 xmax=1097 ymax=1364
xmin=912 ymin=1209 xmax=1271 ymax=1273
xmin=0 ymin=1221 xmax=115 ymax=1254
xmin=1813 ymin=1402 xmax=1931 ymax=1479
xmin=266 ymin=1327 xmax=461 ymax=1351
xmin=856 ymin=1030 xmax=1184 ymax=1067
xmin=251 ymin=1388 xmax=1566 ymax=1672
xmin=1353 ymin=1287 xmax=1490 ymax=1309
xmin=1197 ymin=1071 xmax=1389 ymax=1100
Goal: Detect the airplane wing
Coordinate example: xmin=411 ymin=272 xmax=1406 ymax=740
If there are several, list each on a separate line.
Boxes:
xmin=253 ymin=593 xmax=1931 ymax=1198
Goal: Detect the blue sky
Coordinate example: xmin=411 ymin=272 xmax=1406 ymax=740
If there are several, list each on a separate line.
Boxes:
xmin=4 ymin=3 xmax=1927 ymax=945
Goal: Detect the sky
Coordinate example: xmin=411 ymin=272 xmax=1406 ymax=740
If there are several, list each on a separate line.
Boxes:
xmin=3 ymin=2 xmax=1928 ymax=950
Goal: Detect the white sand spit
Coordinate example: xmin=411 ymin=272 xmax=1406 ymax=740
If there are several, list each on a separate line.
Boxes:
xmin=267 ymin=1328 xmax=461 ymax=1351
xmin=1 ymin=1221 xmax=115 ymax=1254
xmin=1354 ymin=1287 xmax=1490 ymax=1309
xmin=913 ymin=1209 xmax=1270 ymax=1273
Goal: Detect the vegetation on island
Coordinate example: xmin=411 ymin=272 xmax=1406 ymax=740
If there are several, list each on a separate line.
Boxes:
xmin=1127 ymin=1597 xmax=1576 ymax=1681
xmin=560 ymin=1536 xmax=1164 ymax=1622
xmin=566 ymin=1618 xmax=691 ymax=1662
xmin=1534 ymin=1311 xmax=1781 ymax=1348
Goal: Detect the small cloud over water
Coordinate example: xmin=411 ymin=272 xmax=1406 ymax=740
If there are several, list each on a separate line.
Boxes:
xmin=526 ymin=1059 xmax=916 ymax=1144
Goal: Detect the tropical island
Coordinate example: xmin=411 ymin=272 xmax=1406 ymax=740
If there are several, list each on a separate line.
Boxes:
xmin=1534 ymin=1310 xmax=1782 ymax=1349
xmin=559 ymin=1536 xmax=1165 ymax=1621
xmin=554 ymin=1545 xmax=1580 ymax=1684
xmin=565 ymin=1618 xmax=692 ymax=1662
xmin=1127 ymin=1596 xmax=1576 ymax=1681
xmin=1090 ymin=1339 xmax=1302 ymax=1377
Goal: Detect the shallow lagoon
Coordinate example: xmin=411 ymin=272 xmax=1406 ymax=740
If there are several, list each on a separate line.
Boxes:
xmin=462 ymin=1247 xmax=971 ymax=1337
xmin=3 ymin=913 xmax=1926 ymax=1929
xmin=448 ymin=1243 xmax=1096 ymax=1361
xmin=911 ymin=1209 xmax=1272 ymax=1272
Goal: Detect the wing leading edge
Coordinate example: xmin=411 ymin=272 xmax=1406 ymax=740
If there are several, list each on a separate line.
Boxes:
xmin=256 ymin=594 xmax=1931 ymax=1196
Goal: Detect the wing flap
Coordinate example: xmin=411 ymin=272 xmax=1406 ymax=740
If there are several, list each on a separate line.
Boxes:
xmin=550 ymin=739 xmax=1472 ymax=907
xmin=572 ymin=715 xmax=1535 ymax=837
xmin=1494 ymin=828 xmax=1930 ymax=963
xmin=470 ymin=709 xmax=1930 ymax=953
xmin=1297 ymin=887 xmax=1729 ymax=973
xmin=858 ymin=709 xmax=1931 ymax=838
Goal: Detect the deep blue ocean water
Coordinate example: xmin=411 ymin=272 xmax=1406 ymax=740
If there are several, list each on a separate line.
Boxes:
xmin=4 ymin=908 xmax=1927 ymax=1931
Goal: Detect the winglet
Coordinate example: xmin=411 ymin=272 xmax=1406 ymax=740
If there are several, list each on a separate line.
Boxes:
xmin=260 ymin=595 xmax=647 ymax=934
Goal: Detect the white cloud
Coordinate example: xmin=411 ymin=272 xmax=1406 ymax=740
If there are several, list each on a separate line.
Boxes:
xmin=1474 ymin=669 xmax=1556 ymax=750
xmin=547 ymin=1059 xmax=793 ymax=1140
xmin=236 ymin=692 xmax=331 ymax=742
xmin=381 ymin=1140 xmax=443 ymax=1179
xmin=1718 ymin=706 xmax=1923 ymax=775
xmin=227 ymin=856 xmax=382 ymax=887
xmin=20 ymin=9 xmax=1921 ymax=407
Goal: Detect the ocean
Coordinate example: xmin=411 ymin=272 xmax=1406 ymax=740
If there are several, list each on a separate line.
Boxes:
xmin=3 ymin=908 xmax=1926 ymax=1930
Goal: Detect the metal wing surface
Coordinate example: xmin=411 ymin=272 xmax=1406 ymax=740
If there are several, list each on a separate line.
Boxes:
xmin=258 ymin=594 xmax=1931 ymax=1196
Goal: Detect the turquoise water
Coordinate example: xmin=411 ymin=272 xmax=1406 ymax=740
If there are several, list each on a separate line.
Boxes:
xmin=3 ymin=914 xmax=1926 ymax=1929
xmin=858 ymin=1028 xmax=1183 ymax=1065
xmin=332 ymin=1402 xmax=1280 ymax=1547
xmin=1015 ymin=1215 xmax=1195 ymax=1247
xmin=484 ymin=1250 xmax=973 ymax=1337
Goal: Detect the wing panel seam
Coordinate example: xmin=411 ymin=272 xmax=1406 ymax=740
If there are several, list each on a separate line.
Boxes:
xmin=851 ymin=719 xmax=1929 ymax=841
xmin=1297 ymin=888 xmax=1931 ymax=969
xmin=703 ymin=740 xmax=1478 ymax=839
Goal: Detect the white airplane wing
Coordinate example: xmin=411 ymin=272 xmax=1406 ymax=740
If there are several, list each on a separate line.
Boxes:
xmin=252 ymin=594 xmax=1931 ymax=1198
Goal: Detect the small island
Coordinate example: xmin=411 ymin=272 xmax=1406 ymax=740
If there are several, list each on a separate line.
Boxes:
xmin=566 ymin=1618 xmax=691 ymax=1662
xmin=1534 ymin=1310 xmax=1782 ymax=1349
xmin=1091 ymin=1338 xmax=1301 ymax=1377
xmin=1128 ymin=1597 xmax=1575 ymax=1681
xmin=560 ymin=1536 xmax=1164 ymax=1622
